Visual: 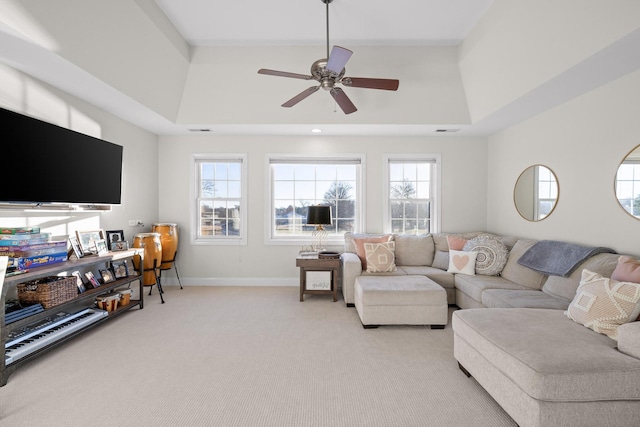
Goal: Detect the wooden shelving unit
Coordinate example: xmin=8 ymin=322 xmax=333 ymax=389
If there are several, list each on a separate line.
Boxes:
xmin=0 ymin=249 xmax=144 ymax=386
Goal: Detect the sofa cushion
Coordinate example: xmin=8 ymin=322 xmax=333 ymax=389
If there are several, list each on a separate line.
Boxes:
xmin=618 ymin=322 xmax=640 ymax=359
xmin=612 ymin=255 xmax=640 ymax=283
xmin=500 ymin=239 xmax=546 ymax=290
xmin=463 ymin=235 xmax=509 ymax=276
xmin=393 ymin=233 xmax=435 ymax=266
xmin=482 ymin=289 xmax=570 ymax=310
xmin=565 ymin=269 xmax=640 ymax=340
xmin=400 ymin=266 xmax=455 ymax=290
xmin=454 ymin=274 xmax=530 ymax=303
xmin=364 ymin=242 xmax=397 ymax=273
xmin=447 ymin=250 xmax=477 ymax=275
xmin=452 ymin=308 xmax=640 ymax=402
xmin=542 ymin=253 xmax=620 ymax=301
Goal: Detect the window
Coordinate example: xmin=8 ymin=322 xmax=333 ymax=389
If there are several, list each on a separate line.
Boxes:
xmin=617 ymin=160 xmax=640 ymax=216
xmin=535 ymin=166 xmax=558 ymax=219
xmin=268 ymin=155 xmax=364 ymax=244
xmin=191 ymin=154 xmax=247 ymax=245
xmin=384 ymin=155 xmax=440 ymax=235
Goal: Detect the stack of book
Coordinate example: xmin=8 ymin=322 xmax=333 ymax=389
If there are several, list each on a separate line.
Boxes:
xmin=0 ymin=226 xmax=68 ymax=271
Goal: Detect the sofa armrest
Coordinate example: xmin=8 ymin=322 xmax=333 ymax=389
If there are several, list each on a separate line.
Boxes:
xmin=618 ymin=321 xmax=640 ymax=359
xmin=341 ymin=252 xmax=362 ymax=305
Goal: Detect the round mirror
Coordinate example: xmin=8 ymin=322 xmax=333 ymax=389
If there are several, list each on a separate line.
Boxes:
xmin=615 ymin=144 xmax=640 ymax=220
xmin=514 ymin=165 xmax=559 ymax=221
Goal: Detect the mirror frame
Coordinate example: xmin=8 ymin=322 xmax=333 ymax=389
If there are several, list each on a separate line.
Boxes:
xmin=513 ymin=164 xmax=559 ymax=222
xmin=614 ymin=144 xmax=640 ymax=221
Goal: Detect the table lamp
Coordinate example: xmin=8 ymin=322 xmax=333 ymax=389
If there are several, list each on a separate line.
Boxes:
xmin=306 ymin=205 xmax=332 ymax=252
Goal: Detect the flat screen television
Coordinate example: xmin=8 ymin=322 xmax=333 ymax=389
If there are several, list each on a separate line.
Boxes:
xmin=0 ymin=107 xmax=123 ymax=205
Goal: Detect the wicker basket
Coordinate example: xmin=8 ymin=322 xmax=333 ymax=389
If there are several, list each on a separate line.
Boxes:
xmin=17 ymin=276 xmax=78 ymax=309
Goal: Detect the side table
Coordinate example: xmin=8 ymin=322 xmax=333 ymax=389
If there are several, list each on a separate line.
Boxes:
xmin=296 ymin=254 xmax=341 ymax=302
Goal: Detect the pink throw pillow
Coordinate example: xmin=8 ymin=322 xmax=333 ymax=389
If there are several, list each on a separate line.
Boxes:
xmin=447 ymin=235 xmax=468 ymax=251
xmin=353 ymin=235 xmax=393 ymax=270
xmin=611 ymin=256 xmax=640 ymax=283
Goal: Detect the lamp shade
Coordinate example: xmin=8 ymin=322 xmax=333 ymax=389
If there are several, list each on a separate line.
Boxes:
xmin=306 ymin=205 xmax=332 ymax=226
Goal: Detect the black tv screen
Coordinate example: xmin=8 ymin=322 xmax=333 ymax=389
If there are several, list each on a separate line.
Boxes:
xmin=0 ymin=107 xmax=123 ymax=205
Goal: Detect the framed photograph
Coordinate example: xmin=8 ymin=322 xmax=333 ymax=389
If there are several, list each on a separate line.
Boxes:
xmin=111 ymin=241 xmax=129 ymax=251
xmin=69 ymin=236 xmax=84 ymax=259
xmin=305 ymin=271 xmax=332 ymax=291
xmin=95 ymin=239 xmax=108 ymax=255
xmin=111 ymin=260 xmax=128 ymax=279
xmin=105 ymin=230 xmax=125 ymax=250
xmin=84 ymin=271 xmax=100 ymax=289
xmin=76 ymin=230 xmax=105 ymax=253
xmin=99 ymin=269 xmax=115 ymax=284
xmin=72 ymin=271 xmax=86 ymax=293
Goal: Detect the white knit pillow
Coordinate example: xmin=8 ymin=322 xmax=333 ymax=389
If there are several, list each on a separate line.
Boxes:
xmin=565 ymin=269 xmax=640 ymax=340
xmin=364 ymin=241 xmax=397 ymax=273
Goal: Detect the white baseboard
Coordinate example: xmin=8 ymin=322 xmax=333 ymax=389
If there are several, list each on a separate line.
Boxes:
xmin=160 ymin=277 xmax=299 ymax=287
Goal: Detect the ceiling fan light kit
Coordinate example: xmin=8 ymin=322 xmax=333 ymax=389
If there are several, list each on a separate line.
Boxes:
xmin=257 ymin=0 xmax=399 ymax=114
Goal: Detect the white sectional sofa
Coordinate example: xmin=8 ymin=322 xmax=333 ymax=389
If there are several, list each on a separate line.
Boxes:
xmin=340 ymin=231 xmax=640 ymax=427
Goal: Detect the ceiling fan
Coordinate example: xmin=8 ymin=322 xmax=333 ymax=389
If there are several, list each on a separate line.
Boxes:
xmin=257 ymin=0 xmax=399 ymax=114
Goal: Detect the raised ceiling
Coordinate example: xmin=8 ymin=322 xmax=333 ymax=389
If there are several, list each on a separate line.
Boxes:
xmin=0 ymin=1 xmax=639 ymax=137
xmin=153 ymin=0 xmax=494 ymax=47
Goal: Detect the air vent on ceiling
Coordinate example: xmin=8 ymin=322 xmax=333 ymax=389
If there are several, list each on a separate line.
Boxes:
xmin=188 ymin=128 xmax=212 ymax=132
xmin=434 ymin=129 xmax=460 ymax=133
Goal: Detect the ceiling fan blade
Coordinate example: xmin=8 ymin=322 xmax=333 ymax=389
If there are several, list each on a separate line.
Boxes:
xmin=258 ymin=69 xmax=313 ymax=80
xmin=282 ymin=86 xmax=320 ymax=108
xmin=342 ymin=77 xmax=399 ymax=91
xmin=330 ymin=88 xmax=357 ymax=115
xmin=326 ymin=46 xmax=353 ymax=74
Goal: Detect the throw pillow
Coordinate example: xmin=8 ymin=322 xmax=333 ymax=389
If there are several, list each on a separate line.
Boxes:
xmin=565 ymin=269 xmax=640 ymax=340
xmin=353 ymin=235 xmax=393 ymax=270
xmin=447 ymin=250 xmax=477 ymax=276
xmin=463 ymin=235 xmax=509 ymax=276
xmin=447 ymin=235 xmax=468 ymax=251
xmin=364 ymin=241 xmax=397 ymax=273
xmin=431 ymin=250 xmax=450 ymax=270
xmin=611 ymin=256 xmax=640 ymax=283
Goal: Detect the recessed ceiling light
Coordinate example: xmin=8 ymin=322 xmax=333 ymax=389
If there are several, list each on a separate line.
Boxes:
xmin=311 ymin=128 xmax=322 ymax=133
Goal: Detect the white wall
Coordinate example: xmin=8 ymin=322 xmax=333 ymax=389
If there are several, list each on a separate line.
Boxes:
xmin=459 ymin=0 xmax=640 ymax=123
xmin=0 ymin=63 xmax=159 ymax=240
xmin=486 ymin=68 xmax=640 ymax=257
xmin=158 ymin=135 xmax=487 ymax=284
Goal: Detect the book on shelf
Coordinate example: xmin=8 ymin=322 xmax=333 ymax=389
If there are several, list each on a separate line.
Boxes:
xmin=0 ymin=233 xmax=51 ymax=246
xmin=0 ymin=241 xmax=67 ymax=257
xmin=0 ymin=226 xmax=40 ymax=235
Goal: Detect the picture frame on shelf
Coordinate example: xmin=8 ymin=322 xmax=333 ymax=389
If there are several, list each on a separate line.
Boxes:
xmin=99 ymin=269 xmax=115 ymax=284
xmin=111 ymin=260 xmax=128 ymax=279
xmin=105 ymin=230 xmax=125 ymax=250
xmin=84 ymin=271 xmax=100 ymax=289
xmin=76 ymin=230 xmax=105 ymax=254
xmin=68 ymin=236 xmax=84 ymax=259
xmin=95 ymin=239 xmax=108 ymax=255
xmin=111 ymin=241 xmax=129 ymax=251
xmin=72 ymin=271 xmax=86 ymax=293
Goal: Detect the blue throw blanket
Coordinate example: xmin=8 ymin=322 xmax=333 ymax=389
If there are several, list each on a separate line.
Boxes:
xmin=517 ymin=240 xmax=616 ymax=277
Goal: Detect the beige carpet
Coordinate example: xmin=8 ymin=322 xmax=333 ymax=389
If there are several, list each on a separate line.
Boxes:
xmin=0 ymin=286 xmax=516 ymax=427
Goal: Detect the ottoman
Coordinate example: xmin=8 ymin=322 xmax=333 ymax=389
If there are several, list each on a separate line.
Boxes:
xmin=354 ymin=275 xmax=448 ymax=329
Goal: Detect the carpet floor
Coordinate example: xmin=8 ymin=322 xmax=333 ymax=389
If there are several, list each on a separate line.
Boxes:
xmin=0 ymin=286 xmax=516 ymax=427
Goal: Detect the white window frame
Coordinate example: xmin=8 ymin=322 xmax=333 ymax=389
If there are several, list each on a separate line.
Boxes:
xmin=265 ymin=153 xmax=366 ymax=245
xmin=190 ymin=153 xmax=248 ymax=246
xmin=383 ymin=154 xmax=441 ymax=234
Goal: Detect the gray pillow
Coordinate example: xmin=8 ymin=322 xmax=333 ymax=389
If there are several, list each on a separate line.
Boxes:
xmin=432 ymin=250 xmax=450 ymax=270
xmin=463 ymin=235 xmax=509 ymax=276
